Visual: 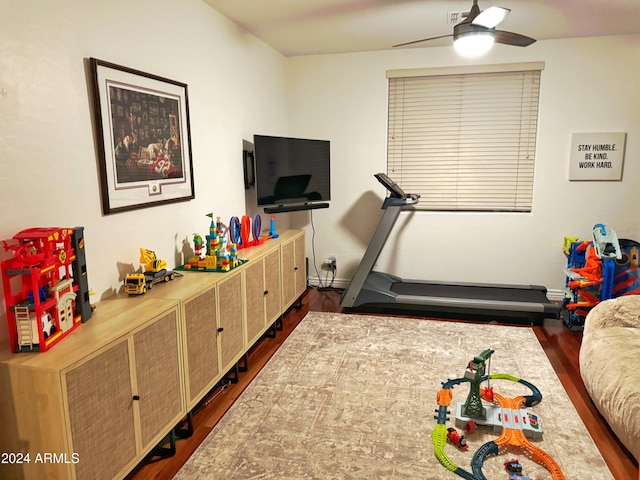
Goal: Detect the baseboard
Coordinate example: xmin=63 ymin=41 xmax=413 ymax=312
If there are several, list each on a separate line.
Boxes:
xmin=307 ymin=276 xmax=349 ymax=290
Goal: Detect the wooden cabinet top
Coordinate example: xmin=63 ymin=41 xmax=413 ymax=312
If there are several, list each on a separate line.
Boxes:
xmin=0 ymin=297 xmax=179 ymax=370
xmin=0 ymin=229 xmax=304 ymax=370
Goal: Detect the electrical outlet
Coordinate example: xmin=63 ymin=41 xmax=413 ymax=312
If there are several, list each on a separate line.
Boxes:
xmin=321 ymin=255 xmax=337 ymax=271
xmin=328 ymin=254 xmax=337 ymax=270
xmin=320 ymin=260 xmax=333 ymax=271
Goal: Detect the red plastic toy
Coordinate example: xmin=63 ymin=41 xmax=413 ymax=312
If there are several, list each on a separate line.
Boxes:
xmin=447 ymin=427 xmax=469 ymax=451
xmin=2 ymin=227 xmax=91 ymax=353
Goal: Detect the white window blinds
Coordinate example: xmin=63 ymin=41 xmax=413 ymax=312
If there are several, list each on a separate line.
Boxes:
xmin=387 ymin=63 xmax=543 ymax=212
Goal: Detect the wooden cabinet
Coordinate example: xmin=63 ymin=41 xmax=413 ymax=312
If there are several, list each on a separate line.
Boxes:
xmin=217 ymin=271 xmax=245 ymax=373
xmin=0 ymin=299 xmax=184 ymax=480
xmin=245 ymin=259 xmax=267 ymax=345
xmin=179 ymin=271 xmax=246 ymax=410
xmin=131 ymin=310 xmax=184 ymax=450
xmin=264 ymin=248 xmax=283 ymax=326
xmin=0 ymin=229 xmax=305 ymax=480
xmin=181 ymin=285 xmax=220 ymax=409
xmin=281 ymin=233 xmax=306 ymax=310
xmin=66 ymin=309 xmax=183 ymax=479
xmin=245 ymin=248 xmax=282 ymax=345
xmin=65 ymin=338 xmax=137 ymax=480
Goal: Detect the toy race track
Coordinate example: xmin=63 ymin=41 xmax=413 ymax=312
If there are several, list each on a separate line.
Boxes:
xmin=432 ymin=351 xmax=566 ymax=480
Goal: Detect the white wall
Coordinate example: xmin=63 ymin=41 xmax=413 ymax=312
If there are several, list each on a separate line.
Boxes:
xmin=286 ymin=35 xmax=640 ymax=296
xmin=0 ymin=0 xmax=288 ymax=340
xmin=1 ymin=2 xmax=639 ymax=344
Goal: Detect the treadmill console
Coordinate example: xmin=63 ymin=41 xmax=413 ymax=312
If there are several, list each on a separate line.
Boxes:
xmin=374 ymin=173 xmax=407 ymax=199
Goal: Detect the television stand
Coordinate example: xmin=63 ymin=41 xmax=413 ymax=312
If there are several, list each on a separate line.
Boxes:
xmin=264 ymin=203 xmax=329 ymax=214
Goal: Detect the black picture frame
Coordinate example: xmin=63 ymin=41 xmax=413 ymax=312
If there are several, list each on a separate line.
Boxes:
xmin=90 ymin=58 xmax=195 ymax=214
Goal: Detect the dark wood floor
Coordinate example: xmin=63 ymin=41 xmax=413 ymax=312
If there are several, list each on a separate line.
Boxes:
xmin=128 ymin=287 xmax=638 ymax=480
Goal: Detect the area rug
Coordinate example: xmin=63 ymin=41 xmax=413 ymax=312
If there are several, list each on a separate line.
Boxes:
xmin=175 ymin=312 xmax=613 ymax=479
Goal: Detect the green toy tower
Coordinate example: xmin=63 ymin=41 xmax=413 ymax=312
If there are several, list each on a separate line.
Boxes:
xmin=462 ymin=348 xmax=494 ymax=419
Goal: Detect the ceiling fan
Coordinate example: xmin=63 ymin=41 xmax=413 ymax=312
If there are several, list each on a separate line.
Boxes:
xmin=394 ymin=0 xmax=536 ymax=56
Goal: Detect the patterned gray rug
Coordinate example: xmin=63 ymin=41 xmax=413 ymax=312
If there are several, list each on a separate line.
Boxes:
xmin=175 ymin=312 xmax=613 ymax=479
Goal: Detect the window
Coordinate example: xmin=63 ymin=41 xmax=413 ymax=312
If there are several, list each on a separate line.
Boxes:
xmin=387 ymin=62 xmax=543 ymax=212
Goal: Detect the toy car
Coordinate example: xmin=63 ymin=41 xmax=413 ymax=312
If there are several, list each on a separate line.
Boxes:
xmin=505 ymin=459 xmax=523 ymax=473
xmin=124 ymin=248 xmax=176 ymax=295
xmin=446 ymin=427 xmax=468 ymax=451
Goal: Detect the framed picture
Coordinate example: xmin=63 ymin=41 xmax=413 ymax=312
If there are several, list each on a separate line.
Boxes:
xmin=568 ymin=132 xmax=627 ymax=181
xmin=90 ymin=58 xmax=195 ymax=214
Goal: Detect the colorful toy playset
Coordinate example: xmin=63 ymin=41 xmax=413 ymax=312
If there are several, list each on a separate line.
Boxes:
xmin=433 ymin=349 xmax=565 ymax=479
xmin=562 ymin=223 xmax=639 ymax=330
xmin=1 ymin=227 xmax=92 ymax=353
xmin=179 ymin=214 xmax=246 ymax=272
xmin=179 ymin=213 xmax=278 ymax=273
xmin=612 ymin=238 xmax=640 ymax=297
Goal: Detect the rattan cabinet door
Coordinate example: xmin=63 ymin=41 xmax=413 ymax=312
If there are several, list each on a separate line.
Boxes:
xmin=245 ymin=259 xmax=267 ymax=345
xmin=217 ymin=271 xmax=244 ymax=372
xmin=281 ymin=239 xmax=295 ymax=308
xmin=183 ymin=286 xmax=220 ymax=408
xmin=132 ymin=309 xmax=184 ymax=450
xmin=281 ymin=232 xmax=305 ymax=310
xmin=65 ymin=339 xmax=137 ymax=480
xmin=264 ymin=248 xmax=282 ymax=323
xmin=293 ymin=234 xmax=306 ymax=299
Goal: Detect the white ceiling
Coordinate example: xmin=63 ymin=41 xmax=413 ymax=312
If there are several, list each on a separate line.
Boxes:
xmin=202 ymin=0 xmax=640 ymax=56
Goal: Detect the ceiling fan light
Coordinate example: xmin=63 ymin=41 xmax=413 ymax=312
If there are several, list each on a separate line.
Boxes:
xmin=453 ymin=32 xmax=494 ymax=57
xmin=473 ymin=6 xmax=509 ymax=29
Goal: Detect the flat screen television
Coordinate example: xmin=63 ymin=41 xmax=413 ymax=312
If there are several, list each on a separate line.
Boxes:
xmin=253 ymin=134 xmax=331 ymax=212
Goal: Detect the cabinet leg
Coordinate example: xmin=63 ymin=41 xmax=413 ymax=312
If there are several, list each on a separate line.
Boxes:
xmin=150 ymin=429 xmax=176 ymax=458
xmin=238 ymin=353 xmax=248 ymax=373
xmin=224 ymin=363 xmax=239 ymax=383
xmin=265 ymin=322 xmax=277 ymax=338
xmin=175 ymin=411 xmax=193 ymax=439
xmin=265 ymin=316 xmax=283 ymax=338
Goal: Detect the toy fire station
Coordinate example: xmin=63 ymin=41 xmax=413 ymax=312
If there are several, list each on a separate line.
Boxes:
xmin=1 ymin=226 xmax=92 ymax=353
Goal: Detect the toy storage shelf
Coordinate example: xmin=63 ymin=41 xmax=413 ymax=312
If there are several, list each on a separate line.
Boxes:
xmin=0 ymin=229 xmax=306 ymax=480
xmin=0 ymin=298 xmax=184 ymax=480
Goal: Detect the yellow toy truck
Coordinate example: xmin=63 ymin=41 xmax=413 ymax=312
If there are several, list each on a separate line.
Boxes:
xmin=124 ymin=248 xmax=176 ymax=295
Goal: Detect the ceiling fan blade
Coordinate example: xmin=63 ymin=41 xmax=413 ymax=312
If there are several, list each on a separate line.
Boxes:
xmin=494 ymin=30 xmax=536 ymax=47
xmin=472 ymin=6 xmax=510 ymax=29
xmin=393 ymin=34 xmax=453 ymax=48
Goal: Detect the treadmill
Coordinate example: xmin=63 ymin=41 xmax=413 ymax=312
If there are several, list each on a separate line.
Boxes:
xmin=340 ymin=173 xmax=561 ymax=322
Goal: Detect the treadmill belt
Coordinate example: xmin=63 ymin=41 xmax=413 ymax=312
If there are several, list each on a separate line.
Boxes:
xmin=390 ymin=282 xmax=551 ymax=304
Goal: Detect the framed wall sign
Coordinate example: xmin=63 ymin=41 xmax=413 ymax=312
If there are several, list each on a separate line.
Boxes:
xmin=90 ymin=58 xmax=195 ymax=214
xmin=568 ymin=132 xmax=627 ymax=181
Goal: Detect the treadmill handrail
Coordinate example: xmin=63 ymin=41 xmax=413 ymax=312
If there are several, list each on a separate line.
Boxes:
xmin=382 ymin=193 xmax=420 ymax=209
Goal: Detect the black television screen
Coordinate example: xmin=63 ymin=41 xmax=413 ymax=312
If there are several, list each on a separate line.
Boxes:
xmin=253 ymin=134 xmax=331 ymax=207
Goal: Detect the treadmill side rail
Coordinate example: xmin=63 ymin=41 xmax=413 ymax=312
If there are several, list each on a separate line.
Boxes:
xmin=394 ymin=294 xmax=550 ymax=313
xmin=340 ymin=205 xmax=403 ymax=308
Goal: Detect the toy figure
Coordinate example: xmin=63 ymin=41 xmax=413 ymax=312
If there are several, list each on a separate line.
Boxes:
xmin=193 ymin=233 xmax=204 ymax=259
xmin=447 ymin=427 xmax=468 ymax=451
xmin=505 ymin=459 xmax=522 ymax=473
